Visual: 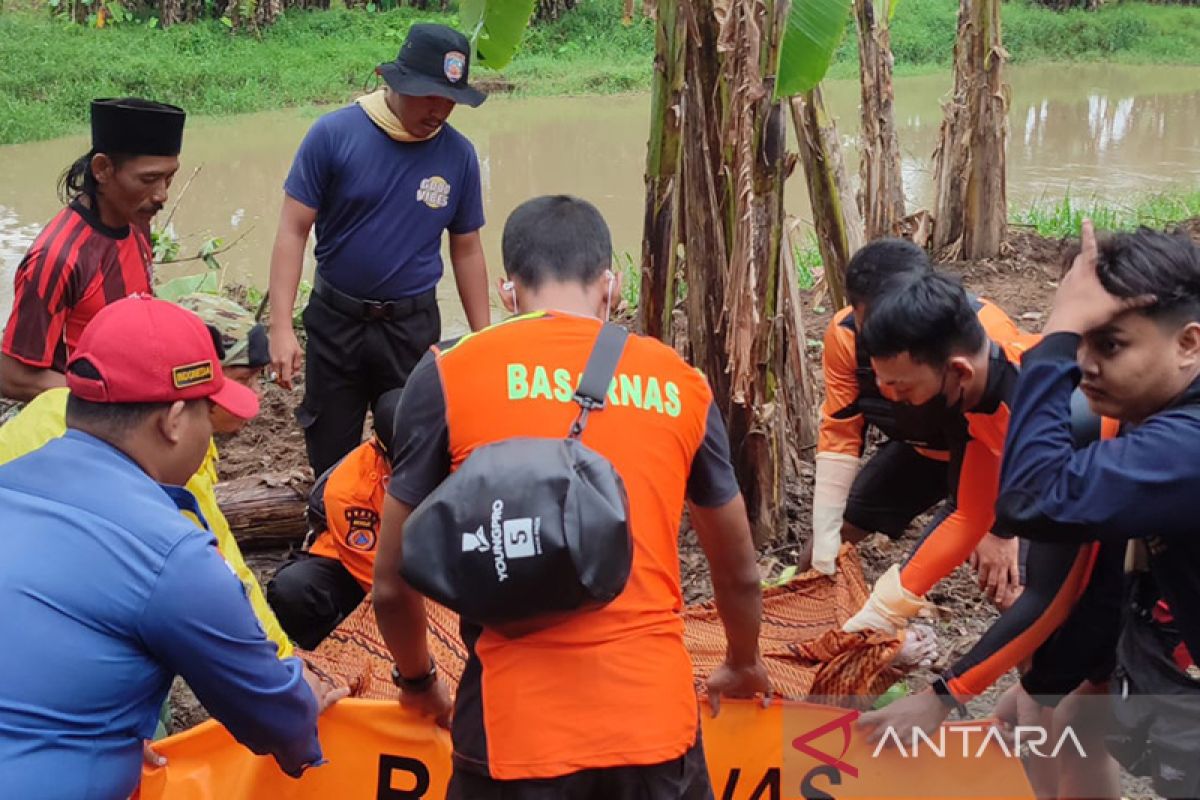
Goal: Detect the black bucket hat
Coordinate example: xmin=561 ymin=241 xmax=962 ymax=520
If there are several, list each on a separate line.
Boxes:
xmin=91 ymin=98 xmax=186 ymax=156
xmin=376 ymin=24 xmax=487 ymax=108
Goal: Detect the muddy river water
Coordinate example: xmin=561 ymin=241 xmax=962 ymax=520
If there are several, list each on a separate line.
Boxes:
xmin=2 ymin=63 xmax=1199 ymax=335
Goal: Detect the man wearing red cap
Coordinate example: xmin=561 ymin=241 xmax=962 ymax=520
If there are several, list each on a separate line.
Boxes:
xmin=0 ymin=296 xmax=344 ymax=799
xmin=1 ymin=98 xmax=185 ymax=402
xmin=268 ymin=23 xmax=490 ymax=478
xmin=0 ymin=293 xmax=295 ymax=661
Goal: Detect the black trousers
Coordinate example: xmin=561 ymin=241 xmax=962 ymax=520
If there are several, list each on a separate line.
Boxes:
xmin=1105 ymin=576 xmax=1200 ymax=800
xmin=446 ymin=735 xmax=714 ymax=800
xmin=299 ymin=281 xmax=440 ymax=477
xmin=266 ymin=552 xmax=365 ymax=650
xmin=843 ymin=441 xmax=949 ymax=540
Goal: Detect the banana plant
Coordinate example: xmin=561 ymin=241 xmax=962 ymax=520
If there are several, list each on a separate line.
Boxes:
xmin=776 ymin=0 xmax=862 ymax=309
xmin=459 ymin=0 xmax=539 ymax=70
xmin=775 ymin=0 xmax=853 ymax=98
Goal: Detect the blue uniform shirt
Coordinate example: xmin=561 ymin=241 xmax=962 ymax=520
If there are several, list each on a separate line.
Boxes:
xmin=0 ymin=430 xmax=320 ymax=800
xmin=284 ymin=104 xmax=485 ymax=300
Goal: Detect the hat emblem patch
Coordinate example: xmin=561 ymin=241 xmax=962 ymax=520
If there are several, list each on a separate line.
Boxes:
xmin=172 ymin=360 xmax=214 ymax=389
xmin=444 ymin=51 xmax=466 ymax=83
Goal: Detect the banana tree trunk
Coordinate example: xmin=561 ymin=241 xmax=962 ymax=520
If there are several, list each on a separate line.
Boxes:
xmin=536 ymin=0 xmax=578 ymax=22
xmin=160 ymin=0 xmax=182 ymax=25
xmin=641 ymin=0 xmax=806 ymax=543
xmin=790 ymin=85 xmax=864 ymax=309
xmin=853 ymin=0 xmax=906 ymax=239
xmin=639 ymin=0 xmax=685 ymax=341
xmin=931 ymin=0 xmax=1009 ymax=259
xmin=255 ymin=0 xmax=284 ymax=27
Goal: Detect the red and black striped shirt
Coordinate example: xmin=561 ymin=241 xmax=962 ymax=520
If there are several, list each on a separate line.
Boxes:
xmin=2 ymin=199 xmax=153 ymax=372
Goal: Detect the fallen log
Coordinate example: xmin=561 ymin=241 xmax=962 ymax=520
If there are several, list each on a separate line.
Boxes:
xmin=215 ymin=472 xmax=310 ymax=550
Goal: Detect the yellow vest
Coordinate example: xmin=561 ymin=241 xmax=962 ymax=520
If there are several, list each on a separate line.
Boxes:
xmin=0 ymin=388 xmax=294 ymax=659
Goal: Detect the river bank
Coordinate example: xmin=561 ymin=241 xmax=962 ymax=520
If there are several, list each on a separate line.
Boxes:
xmin=6 ymin=62 xmax=1200 ymax=319
xmin=4 ymin=0 xmax=1200 ymax=144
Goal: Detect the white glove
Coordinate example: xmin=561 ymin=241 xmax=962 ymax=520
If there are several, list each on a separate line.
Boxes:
xmin=811 ymin=452 xmax=860 ymax=575
xmin=842 ymin=564 xmax=933 ymax=634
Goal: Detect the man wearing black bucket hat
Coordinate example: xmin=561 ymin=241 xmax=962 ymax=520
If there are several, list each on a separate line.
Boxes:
xmin=268 ymin=23 xmax=491 ymax=478
xmin=1 ymin=98 xmax=185 ymax=403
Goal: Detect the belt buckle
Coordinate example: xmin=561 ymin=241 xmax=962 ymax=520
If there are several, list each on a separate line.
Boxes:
xmin=365 ymin=300 xmax=393 ymax=321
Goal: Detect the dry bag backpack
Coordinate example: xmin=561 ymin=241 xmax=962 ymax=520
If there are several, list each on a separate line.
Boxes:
xmin=400 ymin=323 xmax=633 ymax=626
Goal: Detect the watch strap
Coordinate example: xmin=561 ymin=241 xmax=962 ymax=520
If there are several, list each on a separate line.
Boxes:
xmin=391 ymin=659 xmax=437 ymax=693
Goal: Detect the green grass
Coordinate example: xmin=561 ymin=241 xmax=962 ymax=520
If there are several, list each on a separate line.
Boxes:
xmin=0 ymin=0 xmax=655 ymax=143
xmin=826 ymin=0 xmax=1200 ymax=79
xmin=1012 ymin=189 xmax=1200 ymax=238
xmin=793 ymin=232 xmax=823 ymax=291
xmin=3 ymin=0 xmax=1200 ymax=144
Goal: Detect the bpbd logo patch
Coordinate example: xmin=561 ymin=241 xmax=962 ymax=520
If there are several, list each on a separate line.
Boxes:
xmin=443 ymin=51 xmax=466 ymax=83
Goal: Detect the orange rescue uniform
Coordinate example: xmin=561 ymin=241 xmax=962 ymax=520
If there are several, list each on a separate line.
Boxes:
xmin=307 ymin=438 xmax=389 ymax=589
xmin=387 ymin=312 xmax=741 ymax=780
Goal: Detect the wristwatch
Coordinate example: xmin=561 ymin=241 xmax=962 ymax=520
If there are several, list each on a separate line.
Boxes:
xmin=391 ymin=659 xmax=438 ymax=693
xmin=931 ymin=675 xmax=969 ymax=717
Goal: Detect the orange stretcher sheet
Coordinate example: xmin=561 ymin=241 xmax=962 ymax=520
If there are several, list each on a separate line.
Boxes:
xmin=137 ymin=699 xmax=1035 ymax=800
xmin=136 ymin=548 xmax=1034 ymax=798
xmin=303 ymin=546 xmax=904 ymax=704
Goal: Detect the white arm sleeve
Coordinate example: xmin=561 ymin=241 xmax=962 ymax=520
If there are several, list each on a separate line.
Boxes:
xmin=811 ymin=451 xmax=860 ymax=575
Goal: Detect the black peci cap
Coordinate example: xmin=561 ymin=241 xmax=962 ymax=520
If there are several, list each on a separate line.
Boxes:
xmin=91 ymin=98 xmax=186 ymax=156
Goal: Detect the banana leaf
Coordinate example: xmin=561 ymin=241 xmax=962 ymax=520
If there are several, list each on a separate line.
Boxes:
xmin=459 ymin=0 xmax=538 ymax=70
xmin=776 ymin=0 xmax=853 ymax=98
xmin=156 ymin=271 xmax=220 ymax=302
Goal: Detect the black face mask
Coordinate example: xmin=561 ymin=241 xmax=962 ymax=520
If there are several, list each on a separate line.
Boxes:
xmin=891 ymin=369 xmax=965 ymax=447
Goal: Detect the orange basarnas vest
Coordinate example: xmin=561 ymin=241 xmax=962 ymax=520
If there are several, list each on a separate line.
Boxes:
xmin=308 ymin=438 xmax=390 ymax=590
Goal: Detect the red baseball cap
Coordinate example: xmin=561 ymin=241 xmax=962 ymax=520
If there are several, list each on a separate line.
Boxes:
xmin=67 ymin=295 xmax=260 ymax=420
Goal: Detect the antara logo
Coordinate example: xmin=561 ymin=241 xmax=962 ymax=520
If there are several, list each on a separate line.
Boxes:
xmin=871 ymin=725 xmax=1087 ymax=760
xmin=792 ymin=709 xmax=860 ymax=778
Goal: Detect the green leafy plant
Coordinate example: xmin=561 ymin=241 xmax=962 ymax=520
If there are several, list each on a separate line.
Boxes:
xmin=156 ymin=271 xmax=221 ymax=301
xmin=460 ymin=0 xmax=538 ymax=69
xmin=1012 ymin=188 xmax=1200 ymax=239
xmin=793 ymin=233 xmax=824 ymax=291
xmin=776 ymin=0 xmax=853 ymax=97
xmin=151 ymin=224 xmax=181 ymax=263
xmin=761 ymin=564 xmax=799 ymax=589
xmin=612 ymin=250 xmax=640 ymax=311
xmin=198 ymin=236 xmax=224 ymax=271
xmin=871 ymin=681 xmax=910 ymax=710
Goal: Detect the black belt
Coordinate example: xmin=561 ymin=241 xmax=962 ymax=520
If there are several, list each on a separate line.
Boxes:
xmin=312 ymin=275 xmax=437 ymax=321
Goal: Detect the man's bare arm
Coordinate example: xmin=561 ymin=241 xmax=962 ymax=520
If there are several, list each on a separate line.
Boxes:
xmin=448 ymin=231 xmax=491 ymax=332
xmin=689 ymin=495 xmax=762 ymax=665
xmin=0 ymin=354 xmax=65 ymax=402
xmin=267 ymin=196 xmax=317 ymax=389
xmin=373 ymin=495 xmax=433 ymax=678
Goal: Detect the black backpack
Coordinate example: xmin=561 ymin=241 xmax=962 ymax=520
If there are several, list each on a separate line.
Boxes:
xmin=400 ymin=323 xmax=633 ymax=627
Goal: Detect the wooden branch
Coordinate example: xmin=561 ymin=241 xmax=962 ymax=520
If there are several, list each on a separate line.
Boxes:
xmin=215 ymin=473 xmax=309 ymax=550
xmin=157 ymin=226 xmax=255 ymax=266
xmin=161 ymin=165 xmax=203 ymax=231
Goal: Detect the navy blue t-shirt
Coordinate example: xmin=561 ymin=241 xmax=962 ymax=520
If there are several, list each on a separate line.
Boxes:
xmin=284 ymin=105 xmax=485 ymax=299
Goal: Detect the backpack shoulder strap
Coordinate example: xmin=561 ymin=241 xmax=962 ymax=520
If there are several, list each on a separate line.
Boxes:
xmin=575 ymin=323 xmax=629 ymax=409
xmin=569 ymin=323 xmax=629 ymax=437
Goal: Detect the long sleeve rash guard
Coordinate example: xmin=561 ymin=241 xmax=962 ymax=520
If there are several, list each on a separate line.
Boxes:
xmin=995 ymin=331 xmax=1200 ymax=680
